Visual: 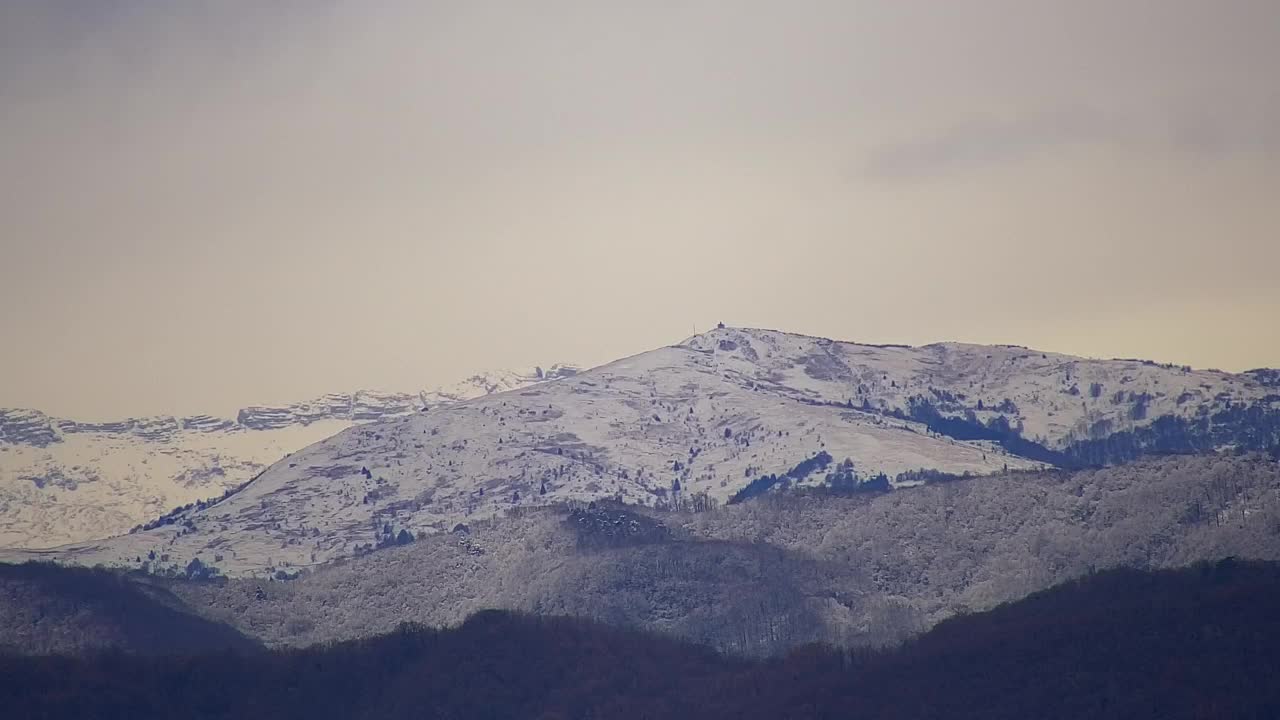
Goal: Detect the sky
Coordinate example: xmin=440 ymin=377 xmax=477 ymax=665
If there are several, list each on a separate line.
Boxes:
xmin=2 ymin=0 xmax=1278 ymax=420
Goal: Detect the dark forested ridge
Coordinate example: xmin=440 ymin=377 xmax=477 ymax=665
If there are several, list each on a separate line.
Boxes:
xmin=3 ymin=561 xmax=1280 ymax=719
xmin=0 ymin=563 xmax=261 ymax=656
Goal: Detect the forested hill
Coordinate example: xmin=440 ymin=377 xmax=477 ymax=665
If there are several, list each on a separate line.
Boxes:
xmin=4 ymin=561 xmax=1279 ymax=720
xmin=0 ymin=563 xmax=260 ymax=656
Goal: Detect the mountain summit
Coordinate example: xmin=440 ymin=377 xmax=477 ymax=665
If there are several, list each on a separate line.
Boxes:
xmin=9 ymin=327 xmax=1276 ymax=576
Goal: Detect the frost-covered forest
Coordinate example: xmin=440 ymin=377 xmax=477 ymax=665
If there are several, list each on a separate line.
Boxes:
xmin=147 ymin=453 xmax=1280 ymax=656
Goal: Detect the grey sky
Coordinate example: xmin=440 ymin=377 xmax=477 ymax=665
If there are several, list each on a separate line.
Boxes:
xmin=2 ymin=1 xmax=1278 ymax=419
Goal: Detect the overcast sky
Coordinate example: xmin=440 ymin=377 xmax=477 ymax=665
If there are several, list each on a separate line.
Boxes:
xmin=2 ymin=0 xmax=1278 ymax=419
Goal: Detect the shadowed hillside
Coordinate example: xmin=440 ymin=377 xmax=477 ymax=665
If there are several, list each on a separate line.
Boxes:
xmin=2 ymin=562 xmax=1279 ymax=719
xmin=0 ymin=563 xmax=260 ymax=655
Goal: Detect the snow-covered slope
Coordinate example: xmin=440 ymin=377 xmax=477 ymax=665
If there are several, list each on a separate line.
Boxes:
xmin=7 ymin=327 xmax=1276 ymax=577
xmin=0 ymin=366 xmax=576 ymax=549
xmin=680 ymin=330 xmax=1276 ymax=452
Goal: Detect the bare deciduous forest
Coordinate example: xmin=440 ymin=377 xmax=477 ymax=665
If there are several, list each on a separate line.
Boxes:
xmin=4 ymin=560 xmax=1280 ymax=719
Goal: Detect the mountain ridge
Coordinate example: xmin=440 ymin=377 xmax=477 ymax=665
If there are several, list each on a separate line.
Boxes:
xmin=1 ymin=364 xmax=582 ymax=444
xmin=7 ymin=326 xmax=1277 ymax=575
xmin=0 ymin=365 xmax=579 ymax=548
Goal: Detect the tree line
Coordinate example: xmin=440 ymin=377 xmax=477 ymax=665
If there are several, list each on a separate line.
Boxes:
xmin=4 ymin=560 xmax=1280 ymax=719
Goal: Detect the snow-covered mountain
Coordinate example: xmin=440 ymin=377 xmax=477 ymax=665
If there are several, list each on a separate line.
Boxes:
xmin=9 ymin=327 xmax=1276 ymax=577
xmin=0 ymin=366 xmax=578 ymax=548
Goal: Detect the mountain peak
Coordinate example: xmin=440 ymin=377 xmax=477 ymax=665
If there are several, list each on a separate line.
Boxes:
xmin=6 ymin=329 xmax=1279 ymax=571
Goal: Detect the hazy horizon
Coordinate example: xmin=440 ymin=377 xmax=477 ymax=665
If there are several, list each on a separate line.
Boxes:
xmin=3 ymin=1 xmax=1278 ymax=419
xmin=4 ymin=323 xmax=1277 ymax=421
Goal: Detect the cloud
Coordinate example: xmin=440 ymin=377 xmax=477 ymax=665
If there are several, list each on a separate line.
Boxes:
xmin=859 ymin=109 xmax=1120 ymax=181
xmin=860 ymin=101 xmax=1280 ymax=182
xmin=1163 ymin=105 xmax=1280 ymax=156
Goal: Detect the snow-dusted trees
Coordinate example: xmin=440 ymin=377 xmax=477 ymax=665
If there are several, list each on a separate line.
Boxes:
xmin=168 ymin=454 xmax=1280 ymax=656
